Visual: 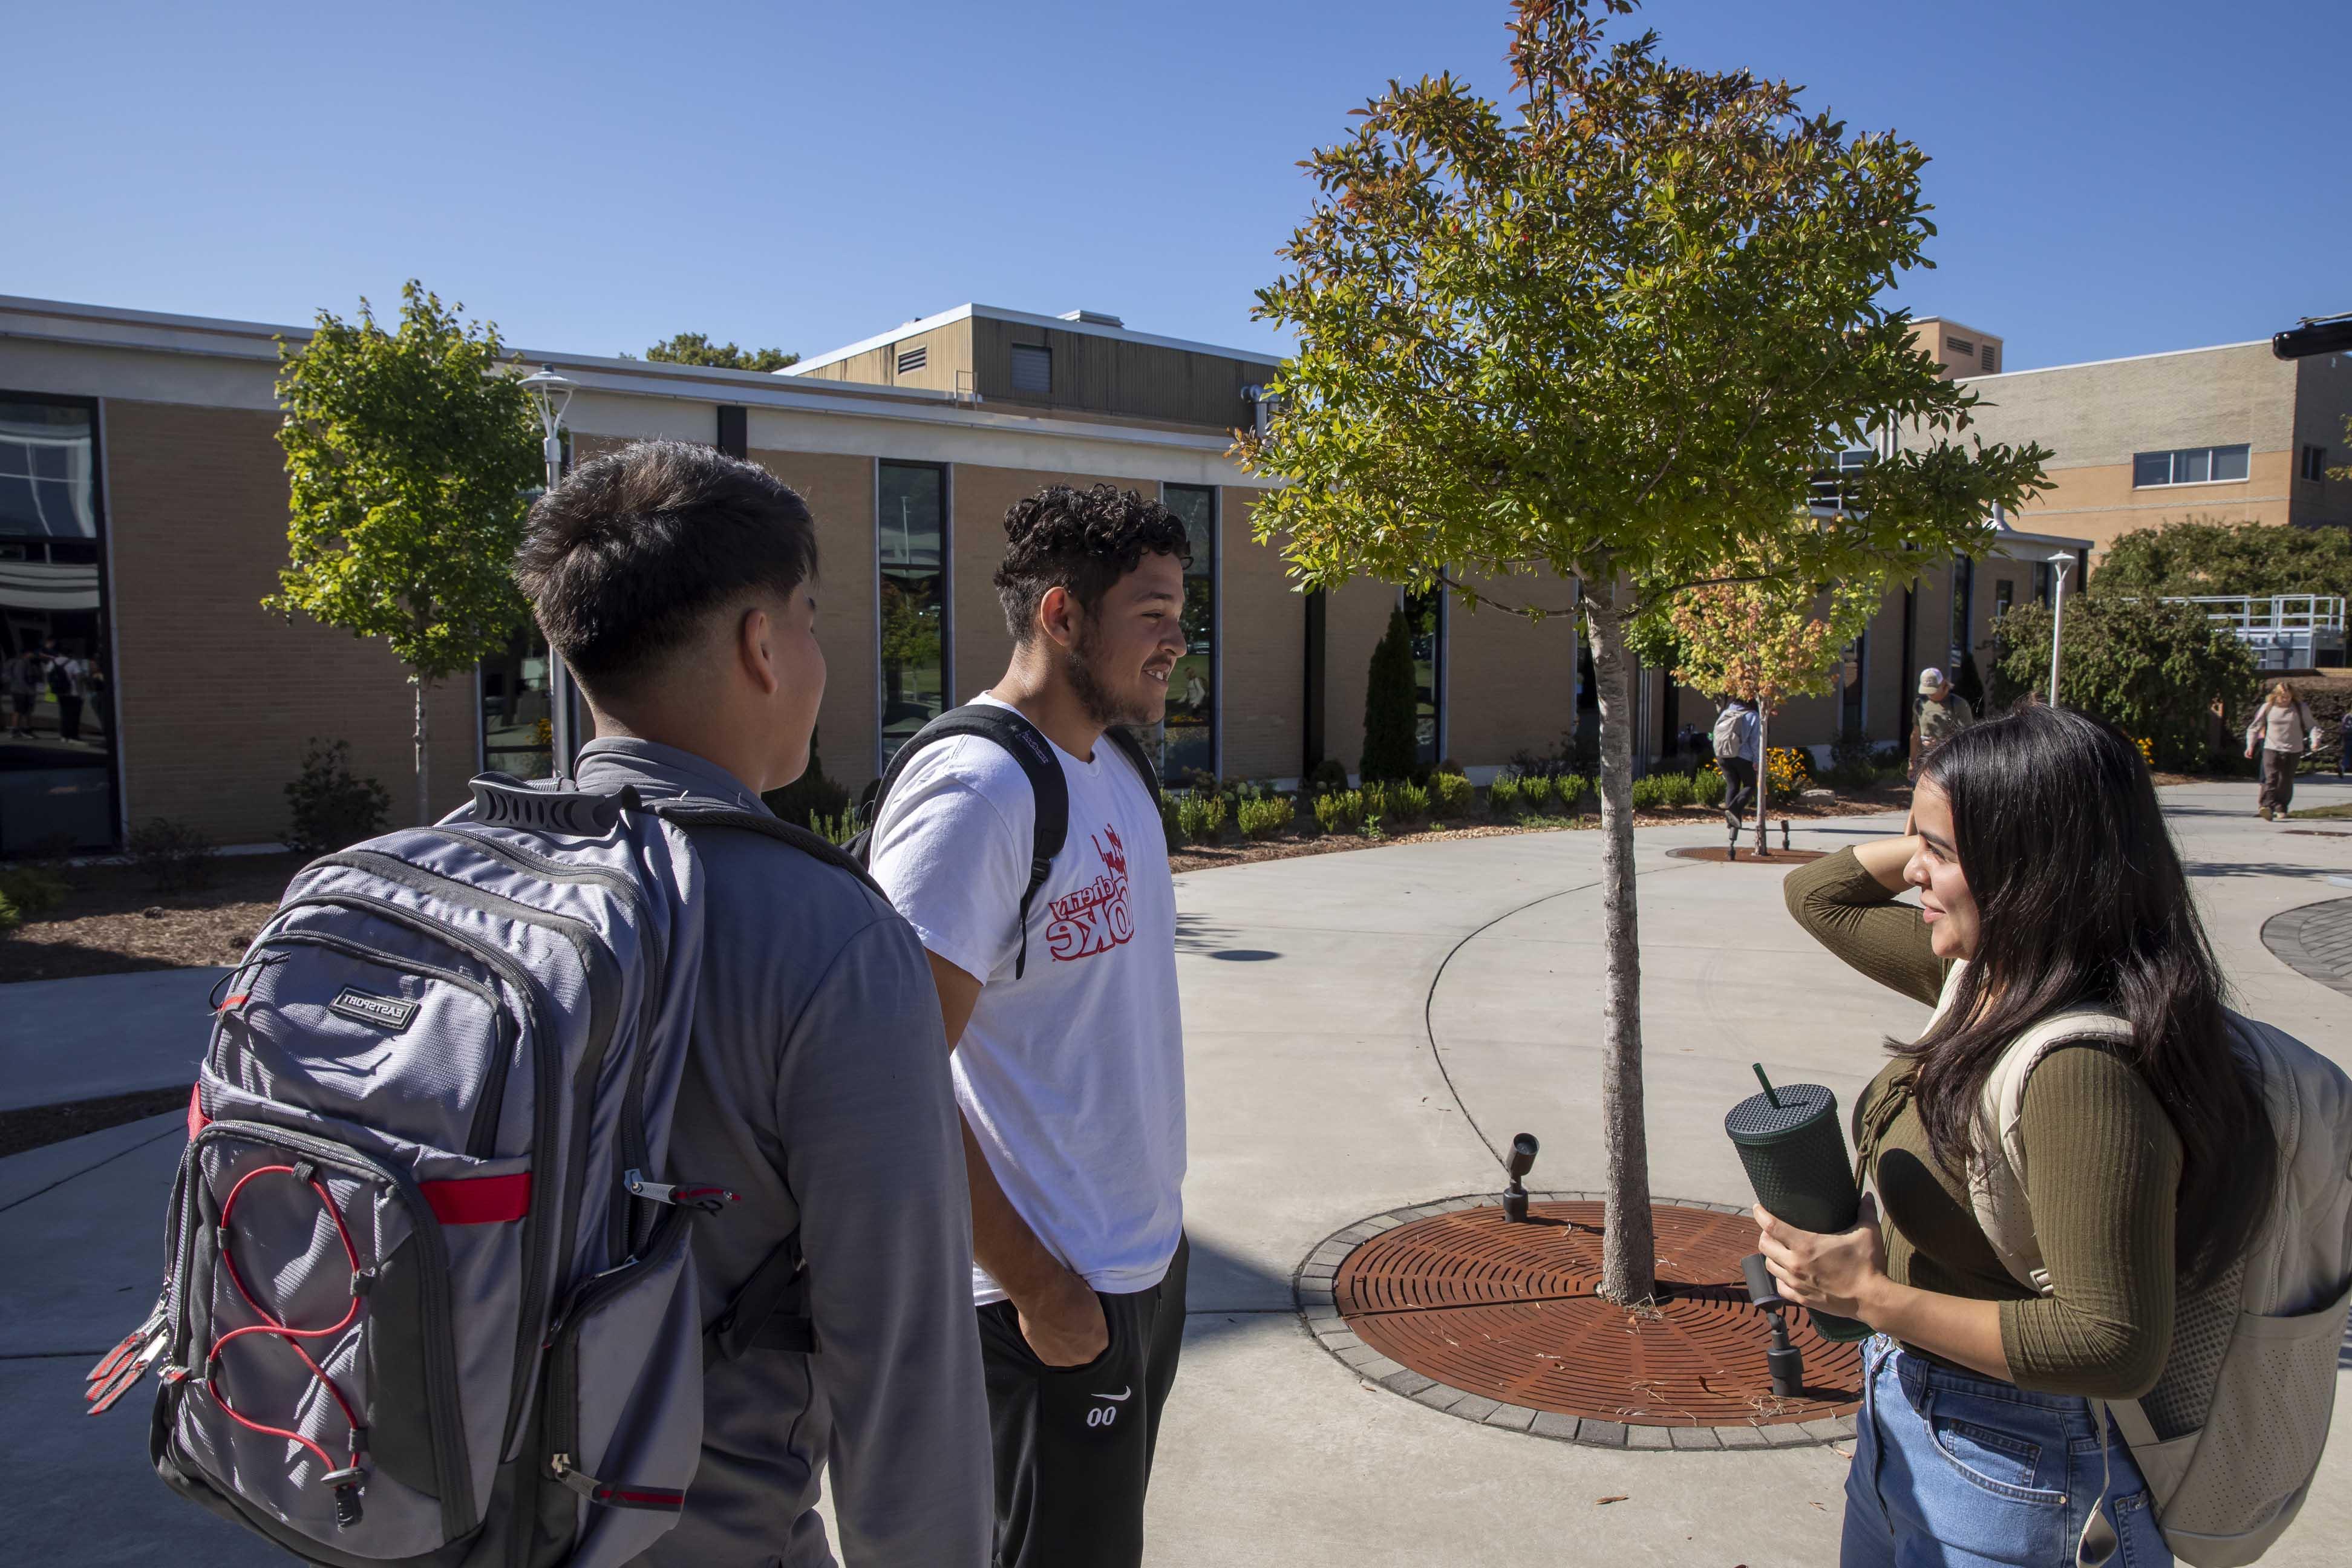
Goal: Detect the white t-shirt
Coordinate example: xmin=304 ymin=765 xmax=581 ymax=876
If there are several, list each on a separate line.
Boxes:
xmin=867 ymin=694 xmax=1186 ymax=1304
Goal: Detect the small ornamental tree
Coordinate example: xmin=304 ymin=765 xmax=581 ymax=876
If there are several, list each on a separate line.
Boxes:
xmin=1239 ymin=0 xmax=2050 ymax=1302
xmin=635 ymin=333 xmax=799 ymax=372
xmin=1361 ymin=604 xmax=1420 ymax=782
xmin=1670 ymin=571 xmax=1877 ymax=848
xmin=268 ymin=283 xmax=540 ymax=825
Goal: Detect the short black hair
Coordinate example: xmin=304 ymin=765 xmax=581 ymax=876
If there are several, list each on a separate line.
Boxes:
xmin=993 ymin=483 xmax=1191 ymax=643
xmin=514 ymin=440 xmax=817 ymax=698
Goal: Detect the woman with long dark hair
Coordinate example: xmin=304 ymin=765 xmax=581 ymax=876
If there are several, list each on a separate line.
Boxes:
xmin=1764 ymin=703 xmax=2274 ymax=1567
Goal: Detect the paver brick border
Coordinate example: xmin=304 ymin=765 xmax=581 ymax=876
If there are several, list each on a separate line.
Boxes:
xmin=2261 ymin=897 xmax=2352 ymax=998
xmin=1294 ymin=1190 xmax=1860 ymax=1452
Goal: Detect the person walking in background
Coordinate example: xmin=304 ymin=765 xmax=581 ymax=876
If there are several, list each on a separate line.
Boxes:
xmin=4 ymin=645 xmax=42 ymax=738
xmin=42 ymin=638 xmax=84 ymax=743
xmin=1771 ymin=705 xmax=2278 ymax=1567
xmin=2246 ymin=679 xmax=2318 ymax=820
xmin=1713 ymin=696 xmax=1759 ymax=834
xmin=869 ymin=484 xmax=1192 ymax=1568
xmin=1906 ymin=665 xmax=1973 ymax=780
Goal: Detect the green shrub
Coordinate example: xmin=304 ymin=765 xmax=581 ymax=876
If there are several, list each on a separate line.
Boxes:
xmin=1488 ymin=776 xmax=1523 ymax=817
xmin=1313 ymin=789 xmax=1364 ymax=835
xmin=1305 ymin=757 xmax=1351 ymax=795
xmin=1824 ymin=727 xmax=1880 ymax=789
xmin=1359 ymin=780 xmax=1388 ymax=820
xmin=1519 ymin=774 xmax=1555 ymax=811
xmin=1159 ymin=795 xmax=1186 ymax=854
xmin=1991 ymin=596 xmax=2254 ymax=771
xmin=1388 ymin=781 xmax=1431 ymax=827
xmin=0 ymin=862 xmax=70 ymax=919
xmin=1175 ymin=791 xmax=1228 ymax=844
xmin=1238 ymin=793 xmax=1293 ymax=840
xmin=1430 ymin=771 xmax=1473 ymax=820
xmin=1629 ymin=774 xmax=1665 ymax=811
xmin=1693 ymin=765 xmax=1726 ymax=805
xmin=1555 ymin=773 xmax=1588 ymax=812
xmin=285 ymin=738 xmax=392 ymax=856
xmin=0 ymin=887 xmax=18 ymax=934
xmin=808 ymin=810 xmax=859 ymax=847
xmin=128 ymin=817 xmax=216 ymax=892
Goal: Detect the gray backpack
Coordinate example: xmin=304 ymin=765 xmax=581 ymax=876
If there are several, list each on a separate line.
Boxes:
xmin=85 ymin=775 xmax=863 ymax=1568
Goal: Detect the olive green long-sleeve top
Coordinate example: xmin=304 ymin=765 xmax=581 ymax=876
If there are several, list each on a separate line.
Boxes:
xmin=1783 ymin=848 xmax=2184 ymax=1399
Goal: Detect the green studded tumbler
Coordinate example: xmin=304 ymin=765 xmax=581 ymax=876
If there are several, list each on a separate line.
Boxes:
xmin=1725 ymin=1076 xmax=1872 ymax=1343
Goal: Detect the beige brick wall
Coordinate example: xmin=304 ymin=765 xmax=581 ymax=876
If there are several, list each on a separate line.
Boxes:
xmin=1212 ymin=488 xmax=1304 ymax=780
xmin=746 ymin=449 xmax=877 ymax=789
xmin=105 ymin=398 xmax=476 ymax=843
xmin=1445 ymin=572 xmax=1578 ymax=768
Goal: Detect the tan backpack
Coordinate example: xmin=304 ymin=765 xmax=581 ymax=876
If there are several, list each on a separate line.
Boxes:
xmin=1935 ymin=961 xmax=2352 ymax=1566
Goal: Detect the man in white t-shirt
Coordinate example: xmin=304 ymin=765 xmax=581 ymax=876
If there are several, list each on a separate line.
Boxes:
xmin=867 ymin=483 xmax=1190 ymax=1568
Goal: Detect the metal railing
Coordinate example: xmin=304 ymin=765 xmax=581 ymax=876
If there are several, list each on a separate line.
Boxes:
xmin=2163 ymin=595 xmax=2347 ymax=670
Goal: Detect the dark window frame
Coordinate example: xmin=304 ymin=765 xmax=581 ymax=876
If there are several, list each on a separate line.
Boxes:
xmin=2132 ymin=443 xmax=2253 ymax=488
xmin=0 ymin=387 xmax=120 ymax=854
xmin=2302 ymin=444 xmax=2328 ymax=483
xmin=1161 ymin=483 xmax=1219 ymax=782
xmin=875 ymin=459 xmax=953 ymax=774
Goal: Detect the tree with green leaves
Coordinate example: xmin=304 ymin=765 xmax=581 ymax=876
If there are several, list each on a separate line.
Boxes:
xmin=1361 ymin=604 xmax=1420 ymax=782
xmin=1989 ymin=597 xmax=2253 ymax=770
xmin=634 ymin=333 xmax=799 ymax=372
xmin=268 ymin=282 xmax=540 ymax=826
xmin=2092 ymin=516 xmax=2352 ymax=610
xmin=1670 ymin=570 xmax=1878 ymax=849
xmin=1238 ymin=0 xmax=2050 ymax=1302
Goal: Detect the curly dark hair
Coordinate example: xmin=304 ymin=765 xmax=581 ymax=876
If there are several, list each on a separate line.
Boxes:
xmin=993 ymin=483 xmax=1192 ymax=643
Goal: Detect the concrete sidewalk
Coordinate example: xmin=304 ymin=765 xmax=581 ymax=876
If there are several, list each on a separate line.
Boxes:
xmin=5 ymin=776 xmax=2350 ymax=1564
xmin=0 ymin=966 xmax=226 ymax=1111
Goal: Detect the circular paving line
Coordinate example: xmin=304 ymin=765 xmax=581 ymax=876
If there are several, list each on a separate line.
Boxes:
xmin=1296 ymin=1194 xmax=1863 ymax=1451
xmin=2262 ymin=896 xmax=2352 ymax=998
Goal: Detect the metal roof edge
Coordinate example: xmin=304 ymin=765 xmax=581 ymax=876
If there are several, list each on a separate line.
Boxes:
xmin=1959 ymin=338 xmax=2273 ymax=384
xmin=786 ymin=301 xmax=1282 ymax=376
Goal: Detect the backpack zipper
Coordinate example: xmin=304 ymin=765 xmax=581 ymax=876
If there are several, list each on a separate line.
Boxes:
xmin=540 ymin=1202 xmax=694 ymax=1532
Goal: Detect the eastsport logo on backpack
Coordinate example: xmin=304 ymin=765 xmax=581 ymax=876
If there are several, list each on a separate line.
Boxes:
xmin=328 ymin=988 xmax=419 ymax=1032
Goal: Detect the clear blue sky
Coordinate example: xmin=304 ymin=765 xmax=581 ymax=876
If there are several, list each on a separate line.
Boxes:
xmin=8 ymin=0 xmax=2340 ymax=373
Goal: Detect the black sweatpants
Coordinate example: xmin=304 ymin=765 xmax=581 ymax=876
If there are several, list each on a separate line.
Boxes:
xmin=975 ymin=1235 xmax=1188 ymax=1568
xmin=1721 ymin=756 xmax=1757 ymax=822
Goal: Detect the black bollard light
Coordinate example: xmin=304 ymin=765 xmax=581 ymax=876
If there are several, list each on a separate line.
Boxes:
xmin=1741 ymin=1252 xmax=1805 ymax=1398
xmin=1501 ymin=1132 xmax=1539 ymax=1222
xmin=1781 ymin=818 xmax=1791 ymax=852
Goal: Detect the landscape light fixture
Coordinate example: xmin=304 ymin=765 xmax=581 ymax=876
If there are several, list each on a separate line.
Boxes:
xmin=518 ymin=367 xmax=581 ymax=780
xmin=2047 ymin=550 xmax=2075 ymax=707
xmin=1501 ymin=1132 xmax=1540 ymax=1223
xmin=2273 ymin=313 xmax=2352 ymax=361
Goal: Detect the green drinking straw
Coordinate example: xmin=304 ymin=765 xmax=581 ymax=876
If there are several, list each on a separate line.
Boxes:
xmin=1751 ymin=1063 xmax=1784 ymax=1109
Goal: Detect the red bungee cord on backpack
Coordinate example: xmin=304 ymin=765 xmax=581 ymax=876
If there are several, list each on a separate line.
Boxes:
xmin=205 ymin=1160 xmax=372 ymax=1529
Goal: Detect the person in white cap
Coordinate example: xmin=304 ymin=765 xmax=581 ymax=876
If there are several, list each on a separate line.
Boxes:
xmin=1908 ymin=666 xmax=1975 ymax=780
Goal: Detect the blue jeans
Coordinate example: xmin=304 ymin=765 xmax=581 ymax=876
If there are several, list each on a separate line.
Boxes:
xmin=1841 ymin=1336 xmax=2172 ymax=1567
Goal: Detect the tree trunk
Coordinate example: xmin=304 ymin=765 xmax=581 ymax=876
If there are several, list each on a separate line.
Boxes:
xmin=1753 ymin=702 xmax=1771 ymax=855
xmin=413 ymin=676 xmax=432 ymax=827
xmin=1584 ymin=592 xmax=1656 ymax=1306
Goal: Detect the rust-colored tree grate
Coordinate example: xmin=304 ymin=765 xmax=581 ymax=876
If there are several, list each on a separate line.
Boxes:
xmin=1334 ymin=1200 xmax=1861 ymax=1427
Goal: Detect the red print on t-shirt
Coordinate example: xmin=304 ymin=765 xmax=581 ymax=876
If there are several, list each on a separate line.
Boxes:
xmin=1045 ymin=825 xmax=1134 ymax=962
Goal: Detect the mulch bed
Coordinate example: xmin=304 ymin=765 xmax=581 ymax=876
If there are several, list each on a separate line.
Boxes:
xmin=0 ymin=852 xmax=303 ymax=985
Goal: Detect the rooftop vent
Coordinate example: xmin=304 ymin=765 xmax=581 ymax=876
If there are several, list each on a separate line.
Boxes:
xmin=1057 ymin=309 xmax=1125 ymax=328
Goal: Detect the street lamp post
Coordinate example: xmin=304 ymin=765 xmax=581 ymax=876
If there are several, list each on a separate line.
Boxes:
xmin=519 ymin=367 xmax=578 ymax=781
xmin=2047 ymin=550 xmax=2075 ymax=707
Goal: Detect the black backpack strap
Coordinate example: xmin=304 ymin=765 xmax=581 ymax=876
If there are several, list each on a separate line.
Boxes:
xmin=1102 ymin=725 xmax=1162 ymax=803
xmin=859 ymin=705 xmax=1068 ymax=979
xmin=706 ymin=1232 xmax=815 ymax=1359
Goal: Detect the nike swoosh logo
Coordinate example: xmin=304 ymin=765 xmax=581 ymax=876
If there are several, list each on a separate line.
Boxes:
xmin=1092 ymin=1387 xmax=1132 ymax=1402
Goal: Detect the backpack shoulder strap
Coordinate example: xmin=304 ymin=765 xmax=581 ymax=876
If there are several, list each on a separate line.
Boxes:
xmin=1103 ymin=724 xmax=1162 ymax=803
xmin=645 ymin=800 xmax=885 ymax=898
xmin=858 ymin=704 xmax=1068 ymax=979
xmin=1971 ymin=1007 xmax=2135 ymax=1295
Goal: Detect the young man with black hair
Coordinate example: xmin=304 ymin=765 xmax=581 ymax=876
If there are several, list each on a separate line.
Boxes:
xmin=866 ymin=483 xmax=1191 ymax=1568
xmin=512 ymin=440 xmax=989 ymax=1567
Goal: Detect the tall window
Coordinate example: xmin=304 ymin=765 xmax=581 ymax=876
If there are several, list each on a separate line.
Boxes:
xmin=1161 ymin=484 xmax=1216 ymax=780
xmin=1993 ymin=578 xmax=2016 ymax=620
xmin=479 ymin=629 xmax=554 ymax=779
xmin=0 ymin=395 xmax=116 ymax=853
xmin=2033 ymin=561 xmax=2054 ymax=604
xmin=878 ymin=462 xmax=949 ymax=759
xmin=2132 ymin=444 xmax=2250 ymax=487
xmin=2302 ymin=445 xmax=2329 ymax=483
xmin=1840 ymin=632 xmax=1867 ymax=736
xmin=1404 ymin=584 xmax=1446 ymax=767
